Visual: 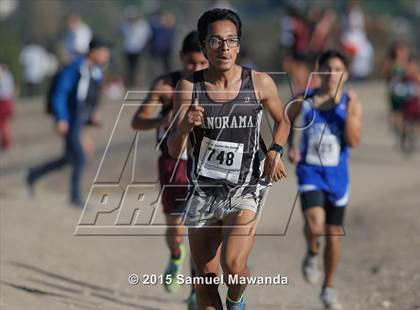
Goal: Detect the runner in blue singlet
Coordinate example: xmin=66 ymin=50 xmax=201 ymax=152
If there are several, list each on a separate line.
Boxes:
xmin=287 ymin=50 xmax=363 ymax=310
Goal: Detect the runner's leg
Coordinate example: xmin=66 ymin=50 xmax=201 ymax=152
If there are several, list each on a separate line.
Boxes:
xmin=323 ymin=204 xmax=345 ymax=287
xmin=221 ymin=209 xmax=257 ymax=301
xmin=189 ymin=225 xmax=223 ymax=310
xmin=300 ymin=191 xmax=326 ymax=284
xmin=66 ymin=129 xmax=86 ymax=205
xmin=0 ymin=118 xmax=12 ymax=149
xmin=301 ymin=190 xmax=326 ymax=252
xmin=304 ymin=207 xmax=325 ymax=252
xmin=165 ymin=214 xmax=186 ymax=257
xmin=324 ymin=224 xmax=343 ymax=287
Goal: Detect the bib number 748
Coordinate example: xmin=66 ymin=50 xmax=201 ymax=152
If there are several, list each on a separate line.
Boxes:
xmin=197 ymin=137 xmax=244 ymax=184
xmin=207 ymin=148 xmax=235 ymax=166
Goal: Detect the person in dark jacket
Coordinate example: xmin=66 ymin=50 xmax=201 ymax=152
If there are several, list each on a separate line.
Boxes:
xmin=26 ymin=38 xmax=111 ymax=207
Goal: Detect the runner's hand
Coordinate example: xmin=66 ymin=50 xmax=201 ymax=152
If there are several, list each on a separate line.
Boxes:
xmin=347 ymin=89 xmax=362 ymax=118
xmin=263 ymin=150 xmax=287 ymax=182
xmin=56 ymin=121 xmax=69 ymax=136
xmin=88 ymin=114 xmax=102 ymax=127
xmin=287 ymin=146 xmax=300 ymax=163
xmin=180 ymin=97 xmax=204 ymax=134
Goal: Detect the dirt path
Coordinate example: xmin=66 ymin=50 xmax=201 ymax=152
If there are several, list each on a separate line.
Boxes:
xmin=0 ymin=82 xmax=419 ymax=309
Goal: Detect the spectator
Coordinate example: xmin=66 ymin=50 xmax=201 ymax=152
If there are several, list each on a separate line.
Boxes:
xmin=280 ymin=5 xmax=310 ymax=60
xmin=0 ymin=63 xmax=14 ymax=150
xmin=19 ymin=43 xmax=57 ymax=97
xmin=279 ymin=5 xmax=312 ymax=94
xmin=340 ymin=2 xmax=374 ymax=79
xmin=308 ymin=8 xmax=336 ymax=59
xmin=383 ymin=41 xmax=411 ymax=135
xmin=26 ymin=38 xmax=111 ymax=207
xmin=63 ymin=14 xmax=93 ymax=60
xmin=400 ymin=56 xmax=420 ymax=153
xmin=149 ymin=11 xmax=176 ymax=75
xmin=121 ymin=6 xmax=151 ymax=87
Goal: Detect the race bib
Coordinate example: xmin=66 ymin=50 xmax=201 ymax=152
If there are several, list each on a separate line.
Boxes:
xmin=305 ymin=132 xmax=340 ymax=166
xmin=197 ymin=137 xmax=244 ymax=184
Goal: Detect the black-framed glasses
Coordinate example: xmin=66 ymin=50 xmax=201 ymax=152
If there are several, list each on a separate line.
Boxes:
xmin=207 ymin=37 xmax=240 ymax=49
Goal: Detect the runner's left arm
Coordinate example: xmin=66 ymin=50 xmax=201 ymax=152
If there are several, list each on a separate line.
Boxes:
xmin=285 ymin=95 xmax=305 ymax=163
xmin=254 ymin=72 xmax=290 ymax=182
xmin=345 ymin=89 xmax=363 ymax=147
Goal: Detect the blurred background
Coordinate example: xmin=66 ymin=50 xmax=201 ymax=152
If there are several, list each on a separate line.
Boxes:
xmin=0 ymin=0 xmax=419 ymax=91
xmin=0 ymin=1 xmax=419 ymax=310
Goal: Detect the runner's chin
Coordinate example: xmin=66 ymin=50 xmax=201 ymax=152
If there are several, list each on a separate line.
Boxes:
xmin=327 ymin=79 xmax=340 ymax=90
xmin=215 ymin=58 xmax=232 ymax=71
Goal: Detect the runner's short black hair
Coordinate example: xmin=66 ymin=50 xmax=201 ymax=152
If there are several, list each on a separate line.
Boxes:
xmin=317 ymin=50 xmax=349 ymax=69
xmin=181 ymin=31 xmax=201 ymax=54
xmin=197 ymin=8 xmax=242 ymax=44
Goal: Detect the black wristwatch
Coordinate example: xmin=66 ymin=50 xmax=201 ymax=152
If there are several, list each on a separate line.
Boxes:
xmin=268 ymin=143 xmax=284 ymax=157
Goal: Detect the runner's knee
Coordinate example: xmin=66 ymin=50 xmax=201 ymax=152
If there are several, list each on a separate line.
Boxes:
xmin=325 ymin=225 xmax=343 ymax=239
xmin=222 ymin=256 xmax=247 ymax=276
xmin=306 ymin=220 xmax=324 ymax=235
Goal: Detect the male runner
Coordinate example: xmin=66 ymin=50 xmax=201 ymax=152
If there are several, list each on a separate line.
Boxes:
xmin=168 ymin=9 xmax=289 ymax=310
xmin=287 ymin=50 xmax=362 ymax=309
xmin=131 ymin=31 xmax=207 ymax=308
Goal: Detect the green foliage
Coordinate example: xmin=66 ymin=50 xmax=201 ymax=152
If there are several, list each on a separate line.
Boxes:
xmin=0 ymin=22 xmax=22 ymax=84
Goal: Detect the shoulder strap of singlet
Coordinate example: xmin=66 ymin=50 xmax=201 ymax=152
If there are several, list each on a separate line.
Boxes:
xmin=199 ymin=70 xmax=206 ymax=95
xmin=240 ymin=66 xmax=251 ymax=90
xmin=192 ymin=70 xmax=203 ymax=102
xmin=236 ymin=66 xmax=267 ymax=154
xmin=194 ymin=67 xmax=251 ymax=94
xmin=340 ymin=91 xmax=349 ymax=106
xmin=191 ymin=67 xmax=268 ymax=154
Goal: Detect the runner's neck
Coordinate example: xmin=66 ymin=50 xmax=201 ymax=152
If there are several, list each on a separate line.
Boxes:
xmin=205 ymin=64 xmax=242 ymax=88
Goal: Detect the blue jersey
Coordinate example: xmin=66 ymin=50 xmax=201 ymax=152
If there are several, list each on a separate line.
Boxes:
xmin=52 ymin=57 xmax=103 ymax=132
xmin=296 ymin=90 xmax=350 ymax=207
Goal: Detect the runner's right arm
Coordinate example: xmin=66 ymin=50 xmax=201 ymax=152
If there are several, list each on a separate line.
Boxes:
xmin=167 ymin=78 xmax=203 ymax=159
xmin=286 ymin=95 xmax=303 ymax=163
xmin=131 ymin=78 xmax=172 ymax=130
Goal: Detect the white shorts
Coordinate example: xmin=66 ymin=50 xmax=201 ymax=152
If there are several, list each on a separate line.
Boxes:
xmin=183 ymin=194 xmax=262 ymax=227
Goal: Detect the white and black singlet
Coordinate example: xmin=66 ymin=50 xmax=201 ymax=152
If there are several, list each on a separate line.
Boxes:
xmin=187 ymin=66 xmax=266 ymax=199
